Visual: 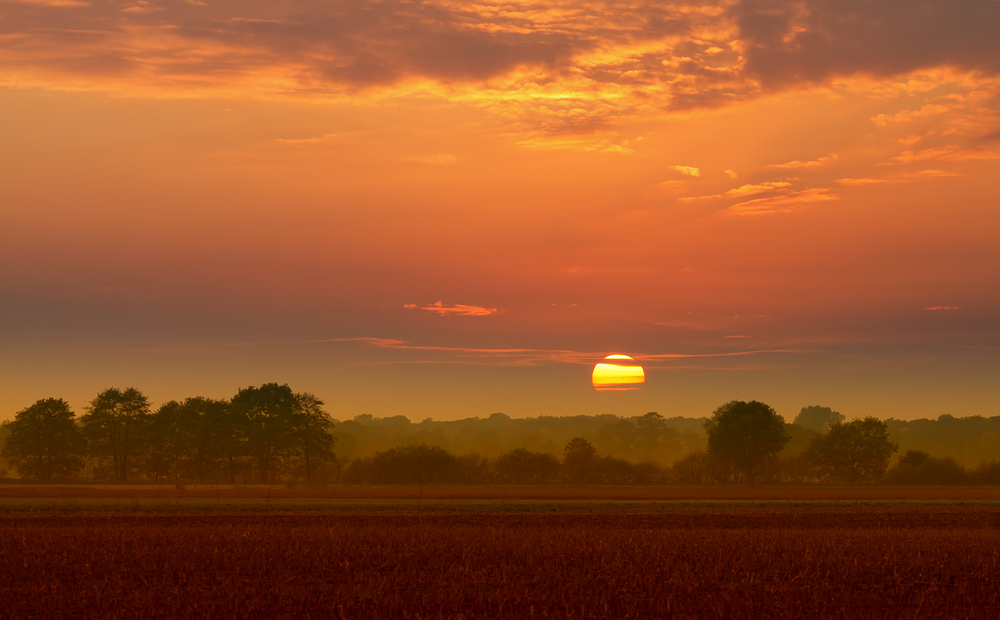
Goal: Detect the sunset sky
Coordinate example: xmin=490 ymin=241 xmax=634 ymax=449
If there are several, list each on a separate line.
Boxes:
xmin=2 ymin=0 xmax=998 ymax=423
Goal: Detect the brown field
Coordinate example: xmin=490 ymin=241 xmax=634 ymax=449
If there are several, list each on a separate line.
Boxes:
xmin=5 ymin=483 xmax=1000 ymax=502
xmin=3 ymin=505 xmax=1000 ymax=619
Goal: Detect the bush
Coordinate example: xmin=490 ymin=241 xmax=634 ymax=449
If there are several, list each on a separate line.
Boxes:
xmin=970 ymin=461 xmax=1000 ymax=485
xmin=671 ymin=452 xmax=711 ymax=484
xmin=493 ymin=449 xmax=560 ymax=484
xmin=883 ymin=450 xmax=969 ymax=485
xmin=342 ymin=444 xmax=461 ymax=484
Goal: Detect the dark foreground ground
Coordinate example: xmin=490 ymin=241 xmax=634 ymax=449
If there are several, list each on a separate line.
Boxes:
xmin=3 ymin=505 xmax=1000 ymax=619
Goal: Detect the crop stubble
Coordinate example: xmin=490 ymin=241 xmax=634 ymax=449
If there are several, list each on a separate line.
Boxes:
xmin=2 ymin=508 xmax=1000 ymax=619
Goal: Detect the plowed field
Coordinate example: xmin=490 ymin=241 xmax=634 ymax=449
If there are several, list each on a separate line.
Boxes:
xmin=3 ymin=507 xmax=1000 ymax=619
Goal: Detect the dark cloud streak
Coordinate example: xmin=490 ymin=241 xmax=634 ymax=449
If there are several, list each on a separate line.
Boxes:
xmin=734 ymin=0 xmax=1000 ymax=88
xmin=1 ymin=0 xmax=998 ymax=125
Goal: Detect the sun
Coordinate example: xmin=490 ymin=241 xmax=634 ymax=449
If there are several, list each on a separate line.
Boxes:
xmin=592 ymin=354 xmax=645 ymax=391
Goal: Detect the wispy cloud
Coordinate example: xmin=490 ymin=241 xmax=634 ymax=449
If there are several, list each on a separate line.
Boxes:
xmin=9 ymin=0 xmax=89 ymax=6
xmin=837 ymin=169 xmax=960 ymax=186
xmin=726 ymin=188 xmax=838 ymax=216
xmin=888 ymin=145 xmax=999 ymax=164
xmin=924 ymin=306 xmax=961 ymax=311
xmin=2 ymin=0 xmax=999 ymax=142
xmin=724 ymin=181 xmax=791 ymax=197
xmin=871 ymin=104 xmax=951 ymax=127
xmin=768 ymin=154 xmax=838 ymax=169
xmin=221 ymin=336 xmax=816 ymax=368
xmin=276 ymin=133 xmax=337 ymax=145
xmin=673 ymin=165 xmax=701 ymax=177
xmin=407 ymin=301 xmax=499 ymax=317
xmin=836 ymin=177 xmax=893 ymax=187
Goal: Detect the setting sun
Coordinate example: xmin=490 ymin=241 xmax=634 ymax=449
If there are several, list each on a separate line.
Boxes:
xmin=592 ymin=355 xmax=645 ymax=391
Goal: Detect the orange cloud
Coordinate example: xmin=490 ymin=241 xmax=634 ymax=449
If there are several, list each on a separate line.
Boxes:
xmin=673 ymin=165 xmax=701 ymax=177
xmin=2 ymin=0 xmax=998 ymax=145
xmin=727 ymin=188 xmax=838 ymax=216
xmin=410 ymin=302 xmax=499 ymax=317
xmin=871 ymin=104 xmax=951 ymax=127
xmin=769 ymin=154 xmax=838 ymax=169
xmin=725 ymin=181 xmax=791 ymax=197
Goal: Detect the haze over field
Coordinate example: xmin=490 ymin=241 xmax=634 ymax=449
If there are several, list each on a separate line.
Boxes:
xmin=2 ymin=0 xmax=999 ymax=421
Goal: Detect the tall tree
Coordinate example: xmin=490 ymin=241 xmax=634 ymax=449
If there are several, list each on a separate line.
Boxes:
xmin=181 ymin=397 xmax=233 ymax=484
xmin=81 ymin=387 xmax=150 ymax=483
xmin=793 ymin=406 xmax=845 ymax=433
xmin=705 ymin=400 xmax=789 ymax=484
xmin=563 ymin=437 xmax=598 ymax=483
xmin=230 ymin=383 xmax=298 ymax=484
xmin=147 ymin=397 xmax=236 ymax=485
xmin=804 ymin=417 xmax=898 ymax=484
xmin=290 ymin=392 xmax=336 ymax=484
xmin=2 ymin=398 xmax=86 ymax=482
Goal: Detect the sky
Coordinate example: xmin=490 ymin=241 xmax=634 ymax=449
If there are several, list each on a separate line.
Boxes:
xmin=2 ymin=0 xmax=999 ymax=423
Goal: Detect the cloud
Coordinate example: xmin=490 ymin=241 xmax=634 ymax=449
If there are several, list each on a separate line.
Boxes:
xmin=225 ymin=336 xmax=815 ymax=368
xmin=679 ymin=180 xmax=790 ymax=202
xmin=837 ymin=169 xmax=961 ymax=186
xmin=724 ymin=169 xmax=738 ymax=179
xmin=726 ymin=187 xmax=838 ymax=216
xmin=768 ymin=154 xmax=838 ymax=169
xmin=673 ymin=165 xmax=701 ymax=177
xmin=724 ymin=181 xmax=790 ymax=197
xmin=2 ymin=0 xmax=998 ymax=140
xmin=408 ymin=301 xmax=499 ymax=317
xmin=836 ymin=177 xmax=892 ymax=187
xmin=9 ymin=0 xmax=89 ymax=6
xmin=911 ymin=169 xmax=960 ymax=177
xmin=121 ymin=1 xmax=163 ymax=14
xmin=871 ymin=104 xmax=951 ymax=127
xmin=924 ymin=306 xmax=961 ymax=311
xmin=276 ymin=132 xmax=337 ymax=145
xmin=888 ymin=145 xmax=999 ymax=164
xmin=731 ymin=0 xmax=1000 ymax=90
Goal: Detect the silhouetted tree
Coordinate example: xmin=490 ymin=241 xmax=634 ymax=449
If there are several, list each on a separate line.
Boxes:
xmin=456 ymin=453 xmax=493 ymax=484
xmin=370 ymin=444 xmax=459 ymax=484
xmin=705 ymin=400 xmax=789 ymax=484
xmin=81 ymin=387 xmax=151 ymax=483
xmin=804 ymin=417 xmax=898 ymax=484
xmin=200 ymin=398 xmax=245 ymax=484
xmin=290 ymin=392 xmax=336 ymax=484
xmin=883 ymin=450 xmax=968 ymax=485
xmin=563 ymin=437 xmax=598 ymax=483
xmin=231 ymin=383 xmax=299 ymax=484
xmin=179 ymin=397 xmax=233 ymax=484
xmin=2 ymin=398 xmax=86 ymax=482
xmin=793 ymin=406 xmax=845 ymax=433
xmin=672 ymin=451 xmax=711 ymax=484
xmin=494 ymin=448 xmax=560 ymax=483
xmin=972 ymin=461 xmax=1000 ymax=485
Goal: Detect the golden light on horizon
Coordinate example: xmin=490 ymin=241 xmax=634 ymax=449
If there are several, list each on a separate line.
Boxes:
xmin=592 ymin=354 xmax=645 ymax=391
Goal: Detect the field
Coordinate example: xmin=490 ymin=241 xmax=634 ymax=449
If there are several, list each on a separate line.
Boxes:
xmin=4 ymin=487 xmax=1000 ymax=619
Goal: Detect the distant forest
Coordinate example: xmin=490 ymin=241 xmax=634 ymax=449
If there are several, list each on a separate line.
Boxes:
xmin=2 ymin=383 xmax=999 ymax=486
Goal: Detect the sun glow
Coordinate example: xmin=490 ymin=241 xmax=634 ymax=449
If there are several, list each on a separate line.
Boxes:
xmin=592 ymin=354 xmax=645 ymax=391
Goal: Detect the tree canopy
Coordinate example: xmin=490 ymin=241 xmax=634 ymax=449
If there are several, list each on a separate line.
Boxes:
xmin=705 ymin=400 xmax=789 ymax=484
xmin=1 ymin=398 xmax=86 ymax=482
xmin=804 ymin=417 xmax=898 ymax=484
xmin=793 ymin=406 xmax=845 ymax=433
xmin=81 ymin=387 xmax=150 ymax=483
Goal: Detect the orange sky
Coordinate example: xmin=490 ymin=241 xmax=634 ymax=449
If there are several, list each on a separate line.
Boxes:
xmin=2 ymin=0 xmax=999 ymax=422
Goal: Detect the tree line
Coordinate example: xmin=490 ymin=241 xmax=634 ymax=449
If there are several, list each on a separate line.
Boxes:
xmin=3 ymin=389 xmax=1000 ymax=485
xmin=0 ymin=384 xmax=335 ymax=485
